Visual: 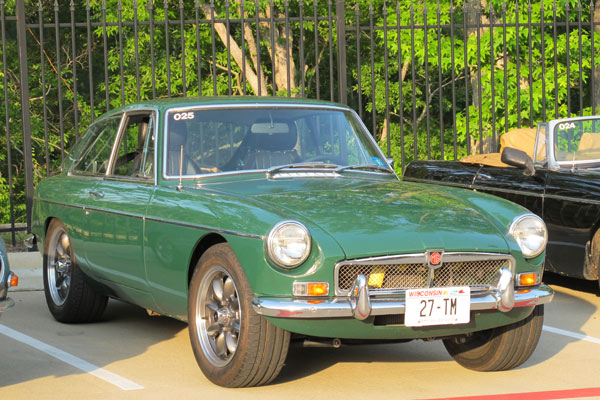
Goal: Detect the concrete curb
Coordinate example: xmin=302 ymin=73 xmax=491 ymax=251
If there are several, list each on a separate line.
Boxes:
xmin=7 ymin=252 xmax=43 ymax=291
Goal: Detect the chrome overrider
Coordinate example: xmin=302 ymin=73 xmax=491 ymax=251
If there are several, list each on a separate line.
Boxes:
xmin=252 ymin=268 xmax=554 ymax=320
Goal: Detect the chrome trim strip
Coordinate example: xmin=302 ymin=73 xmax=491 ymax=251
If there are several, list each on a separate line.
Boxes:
xmin=334 ymin=252 xmax=515 ymax=296
xmin=470 ymin=185 xmax=545 ymax=198
xmin=252 ymin=284 xmax=554 ymax=319
xmin=144 ymin=216 xmax=264 ymax=240
xmin=403 ymin=177 xmax=473 ymax=190
xmin=33 ymin=199 xmax=264 ymax=240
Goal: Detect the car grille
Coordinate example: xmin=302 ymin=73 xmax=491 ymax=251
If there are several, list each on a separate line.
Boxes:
xmin=335 ymin=253 xmax=512 ymax=295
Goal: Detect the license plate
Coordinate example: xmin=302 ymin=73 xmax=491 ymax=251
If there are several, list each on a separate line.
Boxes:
xmin=405 ymin=286 xmax=471 ymax=327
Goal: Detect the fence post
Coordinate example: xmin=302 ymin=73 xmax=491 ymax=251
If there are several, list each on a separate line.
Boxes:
xmin=15 ymin=0 xmax=34 ymax=233
xmin=335 ymin=0 xmax=347 ymax=104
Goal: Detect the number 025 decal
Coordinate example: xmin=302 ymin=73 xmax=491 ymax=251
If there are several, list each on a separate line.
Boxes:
xmin=173 ymin=112 xmax=194 ymax=121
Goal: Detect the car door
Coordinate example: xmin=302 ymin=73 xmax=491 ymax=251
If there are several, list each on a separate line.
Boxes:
xmin=543 ymin=168 xmax=600 ymax=278
xmin=68 ymin=114 xmax=124 ymax=272
xmin=472 ymin=165 xmax=547 ymax=217
xmin=85 ymin=110 xmax=157 ymax=301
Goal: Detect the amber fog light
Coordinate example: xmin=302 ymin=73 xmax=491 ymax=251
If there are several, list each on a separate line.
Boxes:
xmin=517 ymin=272 xmax=539 ymax=287
xmin=293 ymin=282 xmax=329 ymax=296
xmin=9 ymin=272 xmax=18 ymax=288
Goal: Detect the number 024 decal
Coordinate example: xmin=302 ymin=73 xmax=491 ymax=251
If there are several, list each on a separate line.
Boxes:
xmin=558 ymin=122 xmax=576 ymax=130
xmin=173 ymin=112 xmax=194 ymax=121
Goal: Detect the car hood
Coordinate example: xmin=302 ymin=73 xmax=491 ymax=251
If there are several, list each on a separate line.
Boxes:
xmin=206 ymin=176 xmax=513 ymax=259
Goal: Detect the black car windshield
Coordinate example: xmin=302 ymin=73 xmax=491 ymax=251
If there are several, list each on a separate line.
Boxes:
xmin=164 ymin=107 xmax=389 ymax=177
xmin=554 ymin=118 xmax=600 ymax=165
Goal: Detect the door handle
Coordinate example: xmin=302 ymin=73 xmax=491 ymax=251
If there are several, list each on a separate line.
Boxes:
xmin=88 ymin=190 xmax=104 ymax=198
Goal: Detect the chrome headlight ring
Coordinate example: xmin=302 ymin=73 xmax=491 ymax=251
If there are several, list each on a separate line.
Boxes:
xmin=266 ymin=221 xmax=311 ymax=268
xmin=509 ymin=214 xmax=548 ymax=259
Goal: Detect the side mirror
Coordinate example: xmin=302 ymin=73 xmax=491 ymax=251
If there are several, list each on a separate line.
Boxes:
xmin=501 ymin=147 xmax=535 ymax=176
xmin=386 ymin=157 xmax=395 ymax=169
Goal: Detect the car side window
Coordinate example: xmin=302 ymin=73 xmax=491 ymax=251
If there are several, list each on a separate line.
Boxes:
xmin=71 ymin=116 xmax=122 ymax=175
xmin=113 ymin=113 xmax=154 ymax=178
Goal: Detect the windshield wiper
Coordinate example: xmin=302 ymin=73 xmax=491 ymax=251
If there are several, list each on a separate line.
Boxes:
xmin=335 ymin=164 xmax=394 ymax=174
xmin=267 ymin=162 xmax=339 ymax=177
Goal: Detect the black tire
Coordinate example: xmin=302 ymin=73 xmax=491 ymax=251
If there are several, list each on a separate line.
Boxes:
xmin=43 ymin=219 xmax=108 ymax=323
xmin=443 ymin=305 xmax=544 ymax=371
xmin=188 ymin=243 xmax=290 ymax=387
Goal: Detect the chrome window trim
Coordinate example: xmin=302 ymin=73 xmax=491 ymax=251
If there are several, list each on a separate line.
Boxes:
xmin=67 ymin=114 xmax=124 ymax=177
xmin=161 ymin=103 xmax=396 ymax=181
xmin=107 ymin=108 xmax=159 ymax=185
xmin=67 ymin=107 xmax=159 ymax=184
xmin=533 ymin=122 xmax=547 ymax=166
xmin=334 ymin=252 xmax=516 ymax=296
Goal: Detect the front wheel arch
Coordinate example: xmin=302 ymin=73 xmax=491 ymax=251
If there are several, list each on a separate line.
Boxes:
xmin=187 ymin=233 xmax=227 ymax=287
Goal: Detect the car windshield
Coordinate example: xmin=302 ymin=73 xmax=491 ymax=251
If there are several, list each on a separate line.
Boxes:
xmin=164 ymin=107 xmax=389 ymax=177
xmin=554 ymin=118 xmax=600 ymax=165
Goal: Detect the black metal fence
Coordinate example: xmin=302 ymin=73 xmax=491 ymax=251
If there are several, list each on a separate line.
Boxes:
xmin=1 ymin=0 xmax=599 ymax=247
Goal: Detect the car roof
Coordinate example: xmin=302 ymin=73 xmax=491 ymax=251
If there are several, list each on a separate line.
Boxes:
xmin=100 ymin=96 xmax=349 ymax=118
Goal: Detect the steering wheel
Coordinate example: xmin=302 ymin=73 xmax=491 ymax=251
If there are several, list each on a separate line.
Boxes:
xmin=304 ymin=154 xmax=345 ymax=165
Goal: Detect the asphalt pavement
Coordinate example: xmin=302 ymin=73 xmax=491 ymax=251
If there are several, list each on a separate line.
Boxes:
xmin=1 ymin=252 xmax=599 ymax=400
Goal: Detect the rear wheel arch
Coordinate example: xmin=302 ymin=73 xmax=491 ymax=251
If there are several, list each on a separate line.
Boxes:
xmin=188 ymin=233 xmax=227 ymax=287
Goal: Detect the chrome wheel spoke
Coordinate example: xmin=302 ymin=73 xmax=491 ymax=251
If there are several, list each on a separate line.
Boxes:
xmin=60 ymin=276 xmax=70 ymax=292
xmin=205 ymin=302 xmax=219 ymax=312
xmin=225 ymin=332 xmax=237 ymax=354
xmin=215 ymin=332 xmax=227 ymax=356
xmin=56 ymin=240 xmax=66 ymax=258
xmin=55 ymin=273 xmax=65 ymax=287
xmin=212 ymin=278 xmax=224 ymax=302
xmin=206 ymin=323 xmax=221 ymax=337
xmin=232 ymin=320 xmax=240 ymax=333
xmin=223 ymin=277 xmax=235 ymax=301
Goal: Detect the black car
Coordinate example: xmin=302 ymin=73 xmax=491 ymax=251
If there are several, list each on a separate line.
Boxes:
xmin=404 ymin=116 xmax=600 ymax=290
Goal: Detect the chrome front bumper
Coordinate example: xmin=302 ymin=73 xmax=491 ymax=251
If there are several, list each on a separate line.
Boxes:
xmin=252 ymin=272 xmax=554 ymax=320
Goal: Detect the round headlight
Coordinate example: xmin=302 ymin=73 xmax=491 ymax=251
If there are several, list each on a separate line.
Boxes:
xmin=509 ymin=214 xmax=547 ymax=258
xmin=266 ymin=221 xmax=311 ymax=268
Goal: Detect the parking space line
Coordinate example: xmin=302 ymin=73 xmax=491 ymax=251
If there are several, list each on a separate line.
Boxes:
xmin=543 ymin=325 xmax=600 ymax=344
xmin=419 ymin=387 xmax=600 ymax=400
xmin=0 ymin=324 xmax=144 ymax=391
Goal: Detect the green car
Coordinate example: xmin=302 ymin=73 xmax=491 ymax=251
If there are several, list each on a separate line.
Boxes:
xmin=31 ymin=97 xmax=553 ymax=387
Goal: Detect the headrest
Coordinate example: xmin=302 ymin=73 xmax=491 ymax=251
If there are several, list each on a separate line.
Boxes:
xmin=578 ymin=132 xmax=600 ymax=153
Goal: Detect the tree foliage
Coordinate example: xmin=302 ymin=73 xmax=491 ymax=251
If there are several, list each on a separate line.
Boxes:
xmin=1 ymin=0 xmax=599 ymax=224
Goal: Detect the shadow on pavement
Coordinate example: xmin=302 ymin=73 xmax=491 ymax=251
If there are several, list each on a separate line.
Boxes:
xmin=544 ymin=272 xmax=599 ymax=296
xmin=1 ymin=293 xmax=187 ymax=388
